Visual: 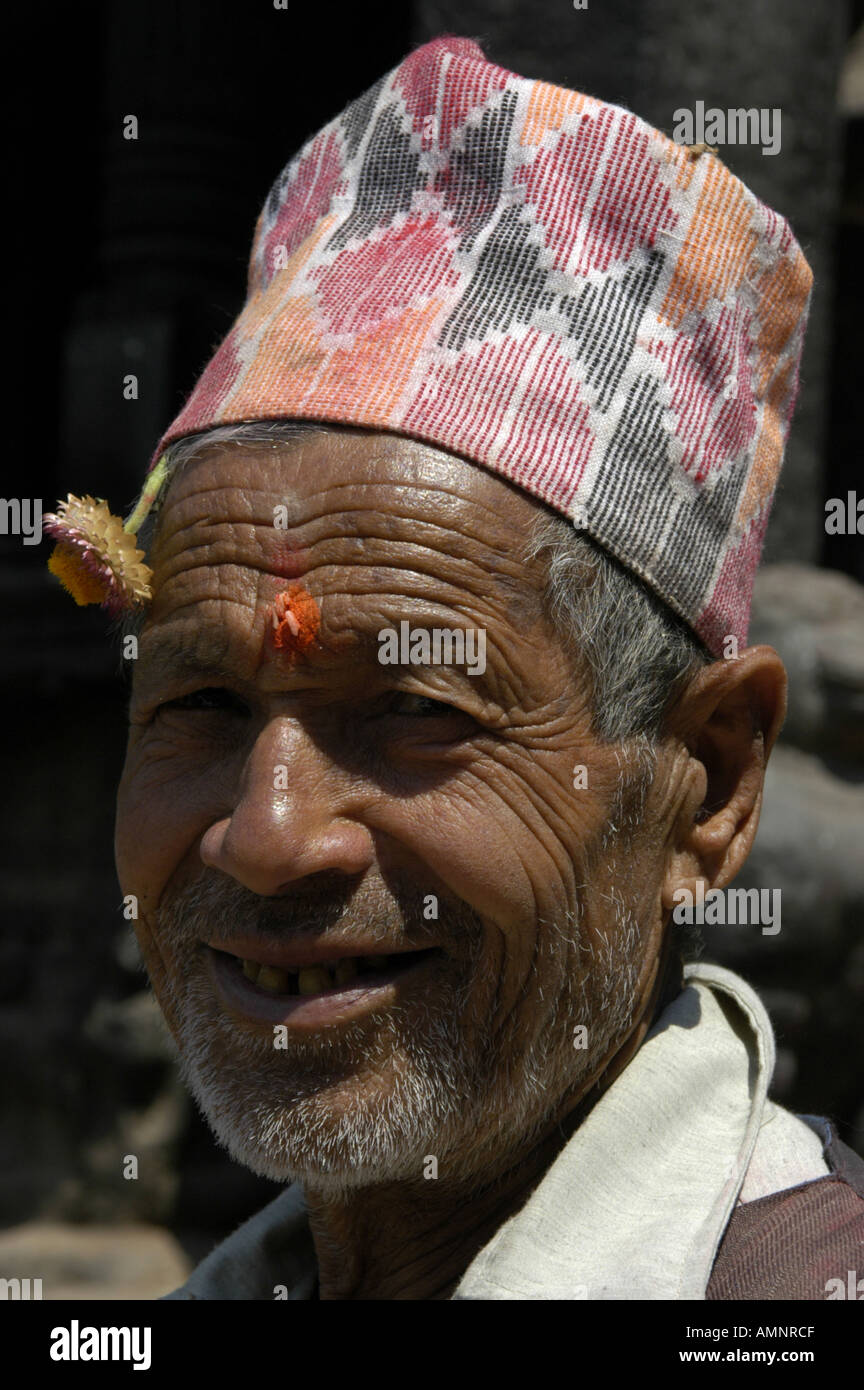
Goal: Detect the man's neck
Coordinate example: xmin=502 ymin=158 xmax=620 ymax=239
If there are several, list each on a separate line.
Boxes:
xmin=304 ymin=1118 xmax=576 ymax=1300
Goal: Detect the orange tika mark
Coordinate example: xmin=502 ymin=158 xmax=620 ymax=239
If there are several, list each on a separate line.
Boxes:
xmin=269 ymin=585 xmax=321 ymax=656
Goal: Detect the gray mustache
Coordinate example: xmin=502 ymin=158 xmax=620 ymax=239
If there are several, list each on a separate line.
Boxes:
xmin=155 ymin=871 xmax=483 ymax=954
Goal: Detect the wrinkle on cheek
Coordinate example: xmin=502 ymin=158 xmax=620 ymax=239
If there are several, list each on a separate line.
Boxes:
xmin=122 ymin=739 xmax=220 ymax=793
xmin=136 ymin=912 xmax=172 ymax=1003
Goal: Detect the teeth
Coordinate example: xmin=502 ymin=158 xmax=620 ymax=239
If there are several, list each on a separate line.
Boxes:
xmin=333 ymin=958 xmax=359 ymax=987
xmin=257 ymin=964 xmax=290 ymax=993
xmin=297 ymin=966 xmax=333 ymax=995
xmin=239 ymin=954 xmax=394 ymax=996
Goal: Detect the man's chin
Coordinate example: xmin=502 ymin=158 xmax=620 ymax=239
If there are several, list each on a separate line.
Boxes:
xmin=181 ymin=1071 xmax=453 ymax=1192
xmin=207 ymin=1119 xmax=438 ymax=1193
xmin=172 ymin=1008 xmax=474 ymax=1192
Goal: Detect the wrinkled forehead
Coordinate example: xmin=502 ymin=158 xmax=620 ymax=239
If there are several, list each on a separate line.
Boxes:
xmin=146 ymin=429 xmax=548 ymax=615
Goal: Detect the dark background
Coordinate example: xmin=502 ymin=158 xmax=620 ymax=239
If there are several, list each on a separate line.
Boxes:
xmin=1 ymin=0 xmax=861 ymax=1296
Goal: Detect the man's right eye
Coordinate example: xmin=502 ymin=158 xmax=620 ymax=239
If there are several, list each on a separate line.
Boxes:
xmin=159 ymin=687 xmax=249 ymax=715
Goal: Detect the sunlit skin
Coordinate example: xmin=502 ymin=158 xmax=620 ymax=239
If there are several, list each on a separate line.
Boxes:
xmin=115 ymin=427 xmax=786 ymax=1300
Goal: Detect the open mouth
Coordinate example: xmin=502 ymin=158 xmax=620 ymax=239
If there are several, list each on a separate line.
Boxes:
xmin=211 ymin=946 xmax=441 ymax=999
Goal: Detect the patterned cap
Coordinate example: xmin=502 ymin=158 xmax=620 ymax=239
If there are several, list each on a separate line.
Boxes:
xmin=149 ymin=36 xmax=812 ymax=654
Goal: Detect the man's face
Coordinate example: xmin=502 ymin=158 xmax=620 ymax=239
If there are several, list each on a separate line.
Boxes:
xmin=115 ymin=429 xmax=669 ymax=1193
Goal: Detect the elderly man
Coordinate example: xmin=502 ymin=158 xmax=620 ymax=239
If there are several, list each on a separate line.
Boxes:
xmin=45 ymin=38 xmax=863 ymax=1300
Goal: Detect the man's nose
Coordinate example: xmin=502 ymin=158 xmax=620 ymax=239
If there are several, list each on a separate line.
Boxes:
xmin=199 ymin=718 xmax=375 ymax=895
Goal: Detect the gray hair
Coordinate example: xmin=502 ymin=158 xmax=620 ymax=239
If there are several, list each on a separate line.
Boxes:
xmin=523 ymin=508 xmax=711 ymax=743
xmin=123 ymin=418 xmax=711 ymax=957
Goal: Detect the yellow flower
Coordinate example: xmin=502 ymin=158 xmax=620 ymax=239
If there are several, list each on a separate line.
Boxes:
xmin=43 ymin=495 xmax=153 ymax=616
